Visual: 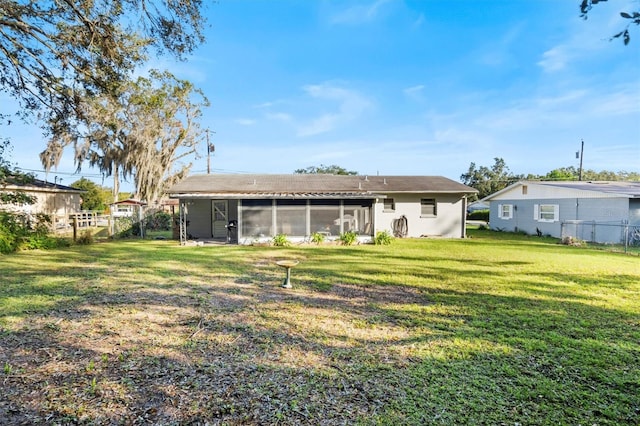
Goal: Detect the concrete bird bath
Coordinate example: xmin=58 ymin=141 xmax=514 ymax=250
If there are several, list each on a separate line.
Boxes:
xmin=275 ymin=260 xmax=299 ymax=288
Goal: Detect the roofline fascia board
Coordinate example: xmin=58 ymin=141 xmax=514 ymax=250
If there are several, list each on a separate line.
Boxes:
xmin=1 ymin=185 xmax=85 ymax=194
xmin=168 ymin=193 xmax=385 ymax=200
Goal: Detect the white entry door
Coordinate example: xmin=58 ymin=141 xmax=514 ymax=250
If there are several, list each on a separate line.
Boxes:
xmin=212 ymin=200 xmax=228 ymax=238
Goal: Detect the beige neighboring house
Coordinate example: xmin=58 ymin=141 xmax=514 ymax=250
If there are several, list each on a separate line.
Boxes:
xmin=0 ymin=179 xmax=85 ymax=229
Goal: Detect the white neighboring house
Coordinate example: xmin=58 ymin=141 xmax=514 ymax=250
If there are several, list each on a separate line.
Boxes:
xmin=0 ymin=179 xmax=84 ymax=229
xmin=167 ymin=173 xmax=478 ymax=244
xmin=482 ymin=181 xmax=640 ymax=243
xmin=110 ymin=199 xmax=147 ymax=218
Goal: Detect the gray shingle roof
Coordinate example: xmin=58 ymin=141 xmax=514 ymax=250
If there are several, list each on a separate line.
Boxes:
xmin=168 ymin=174 xmax=477 ymax=197
xmin=536 ymin=181 xmax=640 ymax=197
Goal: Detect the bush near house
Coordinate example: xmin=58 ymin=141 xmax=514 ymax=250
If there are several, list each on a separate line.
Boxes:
xmin=0 ymin=212 xmax=70 ymax=253
xmin=467 ymin=209 xmax=489 ymax=221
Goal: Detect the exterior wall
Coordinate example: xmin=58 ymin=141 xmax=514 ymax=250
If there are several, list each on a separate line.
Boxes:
xmin=0 ymin=190 xmax=81 ymax=217
xmin=179 ymin=194 xmax=468 ymax=243
xmin=1 ymin=189 xmax=82 ymax=230
xmin=489 ymin=197 xmax=630 ymax=241
xmin=629 ymin=199 xmax=640 ymax=225
xmin=375 ymin=193 xmax=465 ymax=238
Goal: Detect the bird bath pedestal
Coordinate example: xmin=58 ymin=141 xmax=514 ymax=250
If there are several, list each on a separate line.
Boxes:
xmin=276 ymin=260 xmax=299 ymax=289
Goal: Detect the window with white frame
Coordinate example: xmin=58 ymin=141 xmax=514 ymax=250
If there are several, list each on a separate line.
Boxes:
xmin=498 ymin=204 xmax=513 ymax=219
xmin=383 ymin=198 xmax=395 ymax=212
xmin=534 ymin=204 xmax=559 ymax=222
xmin=420 ymin=198 xmax=437 ymax=217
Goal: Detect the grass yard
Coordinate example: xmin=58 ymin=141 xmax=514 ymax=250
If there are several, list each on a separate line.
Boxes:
xmin=0 ymin=230 xmax=638 ymax=425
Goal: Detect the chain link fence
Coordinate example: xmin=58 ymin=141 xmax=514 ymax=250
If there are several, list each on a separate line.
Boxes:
xmin=561 ymin=220 xmax=640 ymax=253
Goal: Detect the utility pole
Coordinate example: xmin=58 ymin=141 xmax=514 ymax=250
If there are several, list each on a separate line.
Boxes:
xmin=576 ymin=139 xmax=584 ymax=181
xmin=206 ymin=129 xmax=216 ymax=174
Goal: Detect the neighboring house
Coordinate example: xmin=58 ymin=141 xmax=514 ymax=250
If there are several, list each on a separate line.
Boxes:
xmin=482 ymin=181 xmax=640 ymax=243
xmin=0 ymin=179 xmax=84 ymax=229
xmin=167 ymin=174 xmax=477 ymax=244
xmin=110 ymin=198 xmax=147 ymax=218
xmin=467 ymin=200 xmax=489 ymax=214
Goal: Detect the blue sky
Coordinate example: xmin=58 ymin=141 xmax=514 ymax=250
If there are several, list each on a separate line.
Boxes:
xmin=2 ymin=0 xmax=639 ymax=191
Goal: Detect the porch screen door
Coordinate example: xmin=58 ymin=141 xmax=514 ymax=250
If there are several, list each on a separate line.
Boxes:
xmin=212 ymin=200 xmax=228 ymax=238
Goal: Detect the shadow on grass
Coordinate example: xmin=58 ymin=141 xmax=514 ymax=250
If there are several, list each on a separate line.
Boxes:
xmin=0 ymin=239 xmax=638 ymax=424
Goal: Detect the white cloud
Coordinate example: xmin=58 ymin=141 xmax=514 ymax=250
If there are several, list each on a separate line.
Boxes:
xmin=412 ymin=13 xmax=425 ymax=29
xmin=403 ymin=84 xmax=425 ymax=101
xmin=265 ymin=112 xmax=292 ymax=122
xmin=235 ymin=118 xmax=255 ymax=126
xmin=297 ymin=82 xmax=372 ymax=137
xmin=329 ymin=0 xmax=392 ymax=25
xmin=537 ymin=46 xmax=570 ymax=73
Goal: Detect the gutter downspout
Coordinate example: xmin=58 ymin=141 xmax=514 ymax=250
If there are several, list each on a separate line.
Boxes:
xmin=462 ymin=195 xmax=468 ymax=238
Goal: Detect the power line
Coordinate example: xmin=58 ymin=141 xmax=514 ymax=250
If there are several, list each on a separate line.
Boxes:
xmin=15 ymin=167 xmax=106 ymax=178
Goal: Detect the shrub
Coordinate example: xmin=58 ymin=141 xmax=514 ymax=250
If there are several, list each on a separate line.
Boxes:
xmin=145 ymin=211 xmax=172 ymax=231
xmin=0 ymin=223 xmax=17 ymax=254
xmin=468 ymin=209 xmax=489 ymax=221
xmin=339 ymin=230 xmax=358 ymax=246
xmin=76 ymin=230 xmax=94 ymax=245
xmin=114 ymin=217 xmax=141 ymax=238
xmin=272 ymin=234 xmax=290 ymax=247
xmin=1 ymin=212 xmax=54 ymax=253
xmin=310 ymin=232 xmax=325 ymax=245
xmin=374 ymin=230 xmax=393 ymax=245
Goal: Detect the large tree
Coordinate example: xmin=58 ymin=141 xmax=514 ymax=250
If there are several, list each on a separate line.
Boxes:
xmin=70 ymin=177 xmax=108 ymax=211
xmin=294 ymin=164 xmax=358 ymax=175
xmin=0 ymin=0 xmax=205 ymax=129
xmin=460 ymin=157 xmax=523 ymax=200
xmin=42 ymin=70 xmax=208 ymax=205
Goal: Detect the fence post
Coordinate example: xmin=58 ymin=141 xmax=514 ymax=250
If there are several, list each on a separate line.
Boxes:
xmin=73 ymin=216 xmax=78 ymax=242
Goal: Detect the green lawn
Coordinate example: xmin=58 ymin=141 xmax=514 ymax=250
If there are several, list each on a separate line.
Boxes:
xmin=0 ymin=230 xmax=638 ymax=424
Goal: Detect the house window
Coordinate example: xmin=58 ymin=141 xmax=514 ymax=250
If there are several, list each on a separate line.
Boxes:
xmin=498 ymin=204 xmax=513 ymax=219
xmin=535 ymin=204 xmax=559 ymax=222
xmin=420 ymin=198 xmax=437 ymax=217
xmin=383 ymin=198 xmax=395 ymax=212
xmin=522 ymin=185 xmax=528 ymax=195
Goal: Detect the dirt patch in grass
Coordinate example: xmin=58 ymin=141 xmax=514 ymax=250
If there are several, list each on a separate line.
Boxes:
xmin=1 ymin=239 xmax=638 ymax=425
xmin=0 ymin=277 xmax=431 ymax=425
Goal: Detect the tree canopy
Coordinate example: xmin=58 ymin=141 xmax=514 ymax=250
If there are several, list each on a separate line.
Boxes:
xmin=42 ymin=70 xmax=208 ymax=205
xmin=70 ymin=178 xmax=108 ymax=211
xmin=294 ymin=164 xmax=358 ymax=175
xmin=580 ymin=0 xmax=640 ymax=44
xmin=460 ymin=158 xmax=523 ymax=200
xmin=0 ymin=0 xmax=206 ymax=128
xmin=0 ymin=138 xmax=35 ymax=205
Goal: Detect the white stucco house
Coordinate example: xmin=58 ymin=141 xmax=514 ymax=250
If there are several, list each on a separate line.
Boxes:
xmin=482 ymin=180 xmax=640 ymax=244
xmin=167 ymin=174 xmax=478 ymax=244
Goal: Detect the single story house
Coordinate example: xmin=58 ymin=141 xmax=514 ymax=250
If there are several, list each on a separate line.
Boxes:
xmin=110 ymin=198 xmax=147 ymax=218
xmin=167 ymin=174 xmax=478 ymax=244
xmin=0 ymin=178 xmax=84 ymax=229
xmin=482 ymin=180 xmax=640 ymax=243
